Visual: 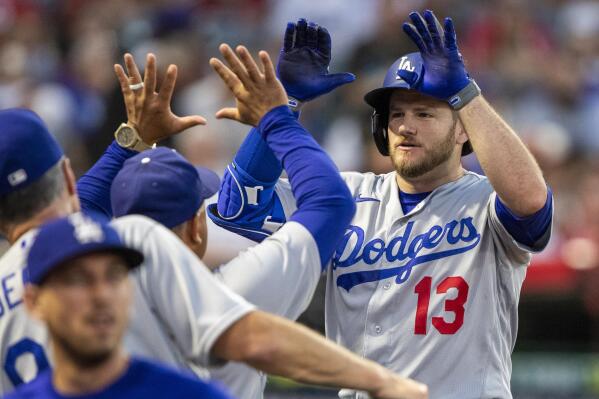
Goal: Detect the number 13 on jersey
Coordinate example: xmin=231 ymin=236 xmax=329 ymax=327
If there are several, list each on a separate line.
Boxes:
xmin=414 ymin=276 xmax=469 ymax=335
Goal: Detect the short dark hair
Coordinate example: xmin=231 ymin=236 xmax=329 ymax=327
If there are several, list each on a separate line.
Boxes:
xmin=0 ymin=161 xmax=65 ymax=232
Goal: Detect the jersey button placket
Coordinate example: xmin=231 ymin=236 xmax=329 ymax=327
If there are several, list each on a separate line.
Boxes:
xmin=374 ymin=325 xmax=383 ymax=334
xmin=383 ymin=282 xmax=391 ymax=290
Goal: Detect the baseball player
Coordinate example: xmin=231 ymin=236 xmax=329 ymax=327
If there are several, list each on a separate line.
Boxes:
xmin=0 ymin=56 xmax=427 ymax=398
xmin=209 ymin=11 xmax=554 ymax=399
xmin=6 ymin=214 xmax=234 ymax=399
xmin=101 ymin=22 xmax=403 ymax=399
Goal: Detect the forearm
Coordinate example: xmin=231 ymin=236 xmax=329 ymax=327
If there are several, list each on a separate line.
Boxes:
xmin=459 ymin=96 xmax=547 ymax=216
xmin=214 ymin=311 xmax=391 ymax=392
xmin=258 ymin=106 xmax=355 ymax=265
xmin=77 ymin=140 xmax=136 ymax=219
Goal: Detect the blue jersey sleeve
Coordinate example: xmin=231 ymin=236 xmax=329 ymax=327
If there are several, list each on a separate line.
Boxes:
xmin=257 ymin=105 xmax=355 ymax=267
xmin=494 ymin=186 xmax=553 ymax=248
xmin=77 ymin=141 xmax=136 ymax=222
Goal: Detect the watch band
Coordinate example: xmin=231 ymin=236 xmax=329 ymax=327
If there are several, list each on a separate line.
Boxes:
xmin=448 ymin=79 xmax=481 ymax=110
xmin=131 ymin=139 xmax=153 ymax=152
xmin=287 ymin=96 xmax=304 ymax=111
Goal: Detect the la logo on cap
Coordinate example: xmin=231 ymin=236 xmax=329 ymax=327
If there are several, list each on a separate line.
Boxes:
xmin=7 ymin=169 xmax=27 ymax=186
xmin=69 ymin=213 xmax=104 ymax=244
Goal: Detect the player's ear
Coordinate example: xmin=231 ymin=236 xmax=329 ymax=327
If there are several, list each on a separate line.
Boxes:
xmin=61 ymin=158 xmax=81 ymax=212
xmin=188 ymin=213 xmax=203 ymax=245
xmin=23 ymin=284 xmax=45 ymax=321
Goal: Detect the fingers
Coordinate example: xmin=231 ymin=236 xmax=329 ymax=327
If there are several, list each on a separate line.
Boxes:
xmin=209 ymin=57 xmax=244 ymax=97
xmin=295 ymin=18 xmax=307 ymax=47
xmin=409 ymin=12 xmax=433 ymax=52
xmin=215 ymin=107 xmax=240 ymax=121
xmin=317 ymin=26 xmax=332 ymax=57
xmin=236 ymin=45 xmax=262 ymax=82
xmin=306 ymin=22 xmax=318 ymax=48
xmin=114 ymin=64 xmax=133 ymax=97
xmin=144 ymin=53 xmax=157 ymax=97
xmin=124 ymin=53 xmax=143 ymax=83
xmin=443 ymin=17 xmax=458 ymax=51
xmin=158 ymin=64 xmax=177 ymax=104
xmin=218 ymin=43 xmax=251 ymax=86
xmin=177 ymin=115 xmax=207 ymax=128
xmin=402 ymin=23 xmax=427 ymax=54
xmin=423 ymin=10 xmax=443 ymax=50
xmin=283 ymin=22 xmax=295 ymax=52
xmin=259 ymin=51 xmax=276 ymax=82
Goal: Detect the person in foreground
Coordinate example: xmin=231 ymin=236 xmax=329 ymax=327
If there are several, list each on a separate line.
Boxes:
xmin=5 ymin=214 xmax=234 ymax=399
xmin=209 ymin=10 xmax=553 ymax=399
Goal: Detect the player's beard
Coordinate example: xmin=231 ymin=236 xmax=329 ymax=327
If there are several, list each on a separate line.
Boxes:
xmin=390 ymin=122 xmax=457 ymax=179
xmin=51 ymin=328 xmax=114 ymax=368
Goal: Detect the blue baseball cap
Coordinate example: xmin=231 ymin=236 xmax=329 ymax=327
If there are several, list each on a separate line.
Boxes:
xmin=25 ymin=213 xmax=144 ymax=285
xmin=0 ymin=108 xmax=64 ymax=196
xmin=364 ymin=52 xmax=424 ymax=111
xmin=111 ymin=147 xmax=220 ymax=229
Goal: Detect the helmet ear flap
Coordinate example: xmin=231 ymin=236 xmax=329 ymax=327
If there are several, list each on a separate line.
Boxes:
xmin=371 ymin=110 xmax=389 ymax=156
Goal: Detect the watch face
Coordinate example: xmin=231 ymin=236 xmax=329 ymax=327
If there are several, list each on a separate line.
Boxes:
xmin=117 ymin=126 xmax=136 ymax=147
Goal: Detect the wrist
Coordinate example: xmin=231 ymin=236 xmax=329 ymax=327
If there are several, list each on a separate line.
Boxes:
xmin=448 ymin=79 xmax=481 ymax=110
xmin=114 ymin=123 xmax=154 ymax=152
xmin=287 ymin=96 xmax=304 ymax=113
xmin=257 ymin=105 xmax=295 ymax=136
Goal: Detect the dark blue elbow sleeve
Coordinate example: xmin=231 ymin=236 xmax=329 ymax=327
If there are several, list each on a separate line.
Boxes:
xmin=258 ymin=105 xmax=355 ymax=267
xmin=77 ymin=141 xmax=136 ymax=220
xmin=495 ymin=187 xmax=553 ymax=247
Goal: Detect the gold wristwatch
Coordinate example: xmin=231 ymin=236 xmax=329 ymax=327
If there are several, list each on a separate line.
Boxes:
xmin=114 ymin=123 xmax=153 ymax=152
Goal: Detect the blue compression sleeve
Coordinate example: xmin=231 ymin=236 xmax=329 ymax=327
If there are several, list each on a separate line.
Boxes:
xmin=494 ymin=187 xmax=553 ymax=248
xmin=234 ymin=128 xmax=283 ymax=182
xmin=77 ymin=141 xmax=136 ymax=221
xmin=257 ymin=105 xmax=355 ymax=267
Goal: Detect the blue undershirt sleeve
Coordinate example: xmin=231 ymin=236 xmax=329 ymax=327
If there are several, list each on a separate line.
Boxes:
xmin=257 ymin=105 xmax=355 ymax=267
xmin=77 ymin=140 xmax=137 ymax=222
xmin=233 ymin=127 xmax=282 ymax=182
xmin=494 ymin=186 xmax=553 ymax=248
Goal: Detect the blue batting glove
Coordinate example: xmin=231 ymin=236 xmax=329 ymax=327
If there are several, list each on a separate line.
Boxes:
xmin=277 ymin=18 xmax=355 ymax=103
xmin=401 ymin=10 xmax=470 ymax=100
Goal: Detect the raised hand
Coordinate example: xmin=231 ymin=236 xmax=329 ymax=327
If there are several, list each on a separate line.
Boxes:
xmin=114 ymin=53 xmax=206 ymax=145
xmin=401 ymin=10 xmax=470 ymax=101
xmin=277 ymin=18 xmax=355 ymax=103
xmin=209 ymin=44 xmax=288 ymax=126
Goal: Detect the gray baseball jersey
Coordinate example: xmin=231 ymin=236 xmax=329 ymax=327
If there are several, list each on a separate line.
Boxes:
xmin=0 ymin=214 xmax=255 ymax=395
xmin=270 ymin=171 xmax=551 ymax=399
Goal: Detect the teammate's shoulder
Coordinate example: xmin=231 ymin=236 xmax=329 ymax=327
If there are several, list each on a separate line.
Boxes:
xmin=110 ymin=214 xmax=161 ymax=230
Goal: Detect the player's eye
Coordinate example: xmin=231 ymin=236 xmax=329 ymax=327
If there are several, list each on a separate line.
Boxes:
xmin=61 ymin=272 xmax=90 ymax=286
xmin=417 ymin=112 xmax=433 ymax=118
xmin=390 ymin=111 xmax=404 ymax=118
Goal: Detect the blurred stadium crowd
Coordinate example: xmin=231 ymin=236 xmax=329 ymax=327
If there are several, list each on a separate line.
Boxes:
xmin=0 ymin=0 xmax=598 ymax=388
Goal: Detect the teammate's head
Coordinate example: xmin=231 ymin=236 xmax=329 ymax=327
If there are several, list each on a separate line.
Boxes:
xmin=23 ymin=213 xmax=143 ymax=367
xmin=111 ymin=147 xmax=220 ymax=259
xmin=364 ymin=52 xmax=471 ymax=179
xmin=0 ymin=108 xmax=79 ymax=241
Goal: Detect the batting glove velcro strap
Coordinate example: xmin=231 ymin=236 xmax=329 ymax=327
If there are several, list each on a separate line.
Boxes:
xmin=448 ymin=79 xmax=481 ymax=110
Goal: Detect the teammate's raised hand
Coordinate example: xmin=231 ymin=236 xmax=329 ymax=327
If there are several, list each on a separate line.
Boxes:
xmin=401 ymin=10 xmax=470 ymax=101
xmin=277 ymin=18 xmax=355 ymax=104
xmin=114 ymin=53 xmax=206 ymax=145
xmin=210 ymin=44 xmax=287 ymax=126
